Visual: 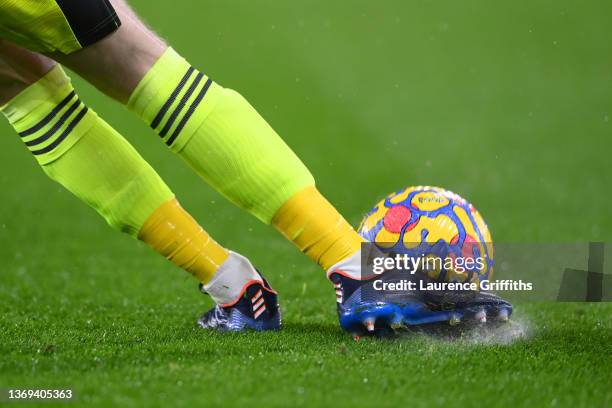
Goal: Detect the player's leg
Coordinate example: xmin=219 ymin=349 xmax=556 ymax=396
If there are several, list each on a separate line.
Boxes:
xmin=0 ymin=42 xmax=279 ymax=331
xmin=49 ymin=0 xmax=365 ymax=275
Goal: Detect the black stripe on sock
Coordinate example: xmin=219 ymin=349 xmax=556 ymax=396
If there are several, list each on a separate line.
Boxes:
xmin=31 ymin=106 xmax=88 ymax=156
xmin=19 ymin=91 xmax=76 ymax=137
xmin=159 ymin=72 xmax=204 ymax=138
xmin=166 ymin=78 xmax=213 ymax=147
xmin=24 ymin=99 xmax=81 ymax=147
xmin=150 ymin=66 xmax=194 ymax=130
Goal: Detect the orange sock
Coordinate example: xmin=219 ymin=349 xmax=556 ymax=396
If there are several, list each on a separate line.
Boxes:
xmin=272 ymin=186 xmax=363 ymax=270
xmin=138 ymin=198 xmax=229 ymax=283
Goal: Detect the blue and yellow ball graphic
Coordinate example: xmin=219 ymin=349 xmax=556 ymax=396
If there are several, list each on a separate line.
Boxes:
xmin=358 ymin=186 xmax=494 ymax=285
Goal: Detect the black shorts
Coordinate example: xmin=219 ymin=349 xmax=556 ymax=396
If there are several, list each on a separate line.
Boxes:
xmin=0 ymin=0 xmax=122 ymax=54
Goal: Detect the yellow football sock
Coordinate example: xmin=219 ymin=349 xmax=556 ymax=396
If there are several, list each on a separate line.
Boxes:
xmin=1 ymin=64 xmax=174 ymax=236
xmin=127 ymin=47 xmax=314 ymax=224
xmin=138 ymin=198 xmax=229 ymax=284
xmin=272 ymin=186 xmax=363 ymax=271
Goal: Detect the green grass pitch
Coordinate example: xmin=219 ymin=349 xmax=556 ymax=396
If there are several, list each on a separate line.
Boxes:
xmin=1 ymin=0 xmax=611 ymax=406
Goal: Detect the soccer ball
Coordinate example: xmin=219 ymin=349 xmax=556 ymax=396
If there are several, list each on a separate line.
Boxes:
xmin=358 ymin=186 xmax=494 ymax=285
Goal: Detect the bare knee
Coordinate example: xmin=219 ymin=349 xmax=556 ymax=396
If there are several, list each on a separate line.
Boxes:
xmin=48 ymin=0 xmax=167 ymax=104
xmin=0 ymin=40 xmax=56 ymax=105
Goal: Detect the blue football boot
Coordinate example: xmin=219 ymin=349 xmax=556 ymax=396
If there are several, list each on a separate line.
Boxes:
xmin=328 ymin=250 xmax=512 ymax=338
xmin=197 ymin=251 xmax=281 ymax=332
